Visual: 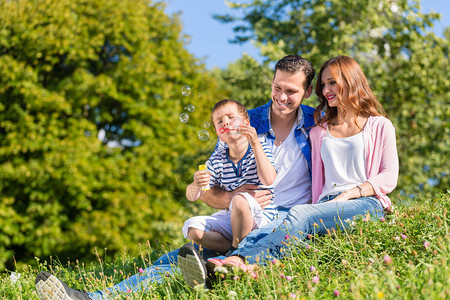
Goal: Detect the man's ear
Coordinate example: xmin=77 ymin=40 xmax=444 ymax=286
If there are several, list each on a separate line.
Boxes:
xmin=304 ymin=85 xmax=313 ymax=99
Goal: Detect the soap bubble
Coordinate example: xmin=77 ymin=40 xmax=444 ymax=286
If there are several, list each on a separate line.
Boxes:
xmin=181 ymin=85 xmax=191 ymax=96
xmin=185 ymin=104 xmax=195 ymax=112
xmin=231 ymin=125 xmax=242 ymax=135
xmin=202 ymin=122 xmax=211 ymax=128
xmin=179 ymin=113 xmax=189 ymax=123
xmin=198 ymin=129 xmax=209 ymax=141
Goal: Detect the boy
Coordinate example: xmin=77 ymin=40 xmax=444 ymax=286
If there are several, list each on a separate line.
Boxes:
xmin=183 ymin=99 xmax=277 ymax=255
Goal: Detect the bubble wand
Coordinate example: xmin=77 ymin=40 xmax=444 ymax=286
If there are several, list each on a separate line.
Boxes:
xmin=218 ymin=126 xmax=242 ymax=134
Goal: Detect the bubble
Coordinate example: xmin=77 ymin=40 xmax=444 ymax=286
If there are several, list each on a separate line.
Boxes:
xmin=179 ymin=113 xmax=189 ymax=123
xmin=181 ymin=85 xmax=191 ymax=96
xmin=185 ymin=104 xmax=195 ymax=112
xmin=202 ymin=122 xmax=211 ymax=128
xmin=198 ymin=129 xmax=209 ymax=141
xmin=232 ymin=125 xmax=242 ymax=135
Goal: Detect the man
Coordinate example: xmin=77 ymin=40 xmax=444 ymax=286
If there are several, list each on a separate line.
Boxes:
xmin=178 ymin=54 xmax=316 ymax=286
xmin=35 ymin=55 xmax=316 ymax=299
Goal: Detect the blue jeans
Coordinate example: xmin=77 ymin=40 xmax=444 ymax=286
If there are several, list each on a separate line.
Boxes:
xmin=88 ymin=209 xmax=290 ymax=299
xmin=88 ymin=197 xmax=383 ymax=298
xmin=88 ymin=248 xmax=179 ymax=299
xmin=88 ymin=245 xmax=223 ymax=299
xmin=229 ymin=195 xmax=384 ymax=263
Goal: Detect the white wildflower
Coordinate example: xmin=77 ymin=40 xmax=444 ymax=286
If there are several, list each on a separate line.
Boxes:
xmin=10 ymin=272 xmax=21 ymax=284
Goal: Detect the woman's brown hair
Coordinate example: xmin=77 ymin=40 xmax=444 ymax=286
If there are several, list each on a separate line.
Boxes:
xmin=314 ymin=56 xmax=386 ymax=127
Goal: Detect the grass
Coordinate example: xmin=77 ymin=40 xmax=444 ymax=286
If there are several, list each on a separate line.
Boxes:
xmin=1 ymin=192 xmax=449 ymax=299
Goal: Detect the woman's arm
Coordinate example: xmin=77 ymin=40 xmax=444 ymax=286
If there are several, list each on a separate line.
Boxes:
xmin=310 ymin=125 xmax=326 ymax=204
xmin=331 ymin=181 xmax=375 ymax=202
xmin=366 ymin=119 xmax=399 ymax=197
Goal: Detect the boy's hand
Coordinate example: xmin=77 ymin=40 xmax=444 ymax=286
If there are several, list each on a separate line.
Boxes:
xmin=238 ymin=124 xmax=259 ymax=146
xmin=194 ymin=170 xmax=210 ymax=188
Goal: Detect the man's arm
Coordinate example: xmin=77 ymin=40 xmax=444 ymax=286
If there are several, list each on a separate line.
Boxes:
xmin=199 ymin=186 xmax=232 ymax=209
xmin=200 ymin=184 xmax=274 ymax=209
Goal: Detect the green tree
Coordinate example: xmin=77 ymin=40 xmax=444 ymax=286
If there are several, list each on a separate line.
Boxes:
xmin=212 ymin=54 xmax=272 ymax=108
xmin=0 ymin=0 xmax=220 ymax=269
xmin=216 ymin=0 xmax=449 ymax=196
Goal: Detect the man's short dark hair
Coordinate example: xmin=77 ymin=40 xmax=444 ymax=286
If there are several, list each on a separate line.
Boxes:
xmin=275 ymin=55 xmax=315 ymax=90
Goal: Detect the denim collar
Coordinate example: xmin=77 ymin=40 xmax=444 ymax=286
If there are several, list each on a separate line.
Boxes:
xmin=256 ymin=100 xmax=305 ymax=136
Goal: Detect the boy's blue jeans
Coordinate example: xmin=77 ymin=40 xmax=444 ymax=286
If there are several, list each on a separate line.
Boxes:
xmin=89 ymin=195 xmax=384 ymax=299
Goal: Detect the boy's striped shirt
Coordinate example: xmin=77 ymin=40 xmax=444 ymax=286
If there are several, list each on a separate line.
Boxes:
xmin=206 ymin=142 xmax=277 ymax=221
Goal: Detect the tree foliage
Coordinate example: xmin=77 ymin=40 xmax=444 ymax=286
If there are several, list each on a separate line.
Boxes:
xmin=0 ymin=0 xmax=220 ymax=269
xmin=211 ymin=54 xmax=272 ymax=108
xmin=216 ymin=0 xmax=449 ymax=196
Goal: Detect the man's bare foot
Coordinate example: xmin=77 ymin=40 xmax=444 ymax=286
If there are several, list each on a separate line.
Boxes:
xmin=222 ymin=255 xmax=258 ymax=273
xmin=223 ymin=255 xmax=245 ymax=265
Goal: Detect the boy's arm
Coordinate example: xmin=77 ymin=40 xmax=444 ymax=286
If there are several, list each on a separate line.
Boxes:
xmin=240 ymin=124 xmax=276 ymax=186
xmin=186 ymin=182 xmax=204 ymax=202
xmin=186 ymin=170 xmax=209 ymax=202
xmin=251 ymin=139 xmax=277 ymax=186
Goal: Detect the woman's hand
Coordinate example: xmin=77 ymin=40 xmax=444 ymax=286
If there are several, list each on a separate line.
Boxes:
xmin=329 ymin=183 xmax=375 ymax=202
xmin=329 ymin=191 xmax=351 ymax=202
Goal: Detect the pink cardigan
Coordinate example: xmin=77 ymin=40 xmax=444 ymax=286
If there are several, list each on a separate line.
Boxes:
xmin=310 ymin=116 xmax=399 ymax=209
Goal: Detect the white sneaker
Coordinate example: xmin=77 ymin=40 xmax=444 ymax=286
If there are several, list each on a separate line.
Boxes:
xmin=177 ymin=243 xmax=207 ymax=288
xmin=35 ymin=271 xmax=91 ymax=300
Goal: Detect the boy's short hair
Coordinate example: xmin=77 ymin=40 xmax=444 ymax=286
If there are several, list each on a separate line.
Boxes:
xmin=211 ymin=99 xmax=249 ymax=125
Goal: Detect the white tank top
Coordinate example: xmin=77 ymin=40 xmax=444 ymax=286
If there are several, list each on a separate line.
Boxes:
xmin=319 ymin=129 xmax=367 ymax=200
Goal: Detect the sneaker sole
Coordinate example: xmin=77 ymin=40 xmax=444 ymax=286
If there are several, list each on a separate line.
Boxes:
xmin=36 ymin=273 xmax=76 ymax=300
xmin=178 ymin=245 xmax=206 ymax=288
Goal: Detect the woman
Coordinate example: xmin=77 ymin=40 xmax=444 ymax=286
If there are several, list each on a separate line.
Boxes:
xmin=210 ymin=55 xmax=399 ymax=271
xmin=311 ymin=55 xmax=398 ymax=207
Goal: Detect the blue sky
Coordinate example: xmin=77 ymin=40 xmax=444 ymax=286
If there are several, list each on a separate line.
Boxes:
xmin=164 ymin=0 xmax=449 ymax=69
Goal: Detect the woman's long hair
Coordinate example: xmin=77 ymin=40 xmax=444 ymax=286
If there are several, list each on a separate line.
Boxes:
xmin=313 ymin=56 xmax=386 ymax=128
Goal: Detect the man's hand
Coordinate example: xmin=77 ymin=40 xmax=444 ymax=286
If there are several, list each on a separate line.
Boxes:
xmin=233 ymin=184 xmax=273 ymax=209
xmin=200 ymin=184 xmax=274 ymax=210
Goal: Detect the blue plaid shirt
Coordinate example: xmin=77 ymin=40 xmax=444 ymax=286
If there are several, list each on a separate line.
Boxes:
xmin=247 ymin=101 xmax=316 ymax=178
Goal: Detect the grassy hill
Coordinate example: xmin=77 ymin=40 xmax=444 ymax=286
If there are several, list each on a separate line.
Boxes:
xmin=1 ymin=192 xmax=448 ymax=299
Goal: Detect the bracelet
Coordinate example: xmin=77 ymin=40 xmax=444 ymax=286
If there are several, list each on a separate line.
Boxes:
xmin=356 ymin=186 xmax=364 ymax=197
